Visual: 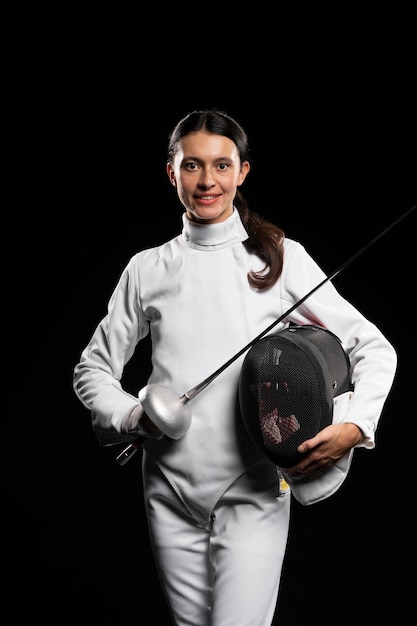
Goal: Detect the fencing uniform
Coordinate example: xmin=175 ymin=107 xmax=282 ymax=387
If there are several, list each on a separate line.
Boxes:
xmin=73 ymin=209 xmax=397 ymax=624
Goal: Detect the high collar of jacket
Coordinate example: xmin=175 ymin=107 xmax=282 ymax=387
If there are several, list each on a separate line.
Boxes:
xmin=181 ymin=208 xmax=249 ymax=251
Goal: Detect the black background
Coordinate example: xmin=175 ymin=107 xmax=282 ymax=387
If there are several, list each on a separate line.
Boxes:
xmin=5 ymin=108 xmax=416 ymax=625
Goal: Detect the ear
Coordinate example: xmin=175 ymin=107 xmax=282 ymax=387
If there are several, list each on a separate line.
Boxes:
xmin=237 ymin=161 xmax=250 ymax=186
xmin=166 ymin=162 xmax=177 ymax=187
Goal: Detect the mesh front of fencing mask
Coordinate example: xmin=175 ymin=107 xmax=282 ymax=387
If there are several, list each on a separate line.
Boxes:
xmin=239 ymin=325 xmax=353 ymax=468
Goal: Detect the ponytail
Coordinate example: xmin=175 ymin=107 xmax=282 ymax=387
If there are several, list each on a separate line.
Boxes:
xmin=234 ymin=190 xmax=285 ymax=291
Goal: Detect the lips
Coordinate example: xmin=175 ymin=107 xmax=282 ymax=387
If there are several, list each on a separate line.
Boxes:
xmin=195 ymin=194 xmax=220 ymax=205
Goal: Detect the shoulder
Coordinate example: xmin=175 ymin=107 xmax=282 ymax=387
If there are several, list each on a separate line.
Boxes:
xmin=283 ymin=236 xmax=309 ymax=258
xmin=281 ymin=236 xmax=327 ymax=286
xmin=128 ymin=234 xmax=183 ymax=266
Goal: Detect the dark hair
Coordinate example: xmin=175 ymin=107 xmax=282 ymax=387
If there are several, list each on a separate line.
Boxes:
xmin=167 ymin=109 xmax=285 ymax=291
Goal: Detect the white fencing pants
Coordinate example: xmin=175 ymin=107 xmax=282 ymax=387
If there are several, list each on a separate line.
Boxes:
xmin=143 ymin=463 xmax=291 ymax=626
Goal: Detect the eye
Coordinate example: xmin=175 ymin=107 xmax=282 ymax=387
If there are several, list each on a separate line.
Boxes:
xmin=217 ymin=162 xmax=230 ymax=171
xmin=184 ymin=161 xmax=198 ymax=171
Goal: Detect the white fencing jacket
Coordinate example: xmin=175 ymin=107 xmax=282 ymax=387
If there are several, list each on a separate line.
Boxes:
xmin=73 ymin=209 xmax=397 ymax=516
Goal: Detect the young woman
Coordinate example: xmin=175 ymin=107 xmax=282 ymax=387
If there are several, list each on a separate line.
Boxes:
xmin=73 ymin=109 xmax=397 ymax=625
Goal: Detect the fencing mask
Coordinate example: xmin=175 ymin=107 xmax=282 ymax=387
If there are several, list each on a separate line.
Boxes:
xmin=239 ymin=324 xmax=353 ymax=468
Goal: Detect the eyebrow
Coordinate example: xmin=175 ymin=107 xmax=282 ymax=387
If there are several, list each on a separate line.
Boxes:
xmin=182 ymin=155 xmax=234 ymax=164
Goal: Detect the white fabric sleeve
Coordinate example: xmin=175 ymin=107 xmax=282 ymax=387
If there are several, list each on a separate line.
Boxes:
xmin=281 ymin=240 xmax=398 ymax=450
xmin=73 ymin=255 xmax=151 ymax=444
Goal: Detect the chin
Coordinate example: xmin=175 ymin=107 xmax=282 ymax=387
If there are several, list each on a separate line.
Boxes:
xmin=189 ymin=207 xmax=231 ymax=224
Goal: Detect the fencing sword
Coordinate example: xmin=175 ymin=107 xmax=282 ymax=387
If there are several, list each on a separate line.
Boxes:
xmin=116 ymin=203 xmax=416 ymax=466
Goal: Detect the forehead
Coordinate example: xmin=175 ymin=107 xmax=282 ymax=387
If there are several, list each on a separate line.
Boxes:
xmin=175 ymin=130 xmax=239 ymax=162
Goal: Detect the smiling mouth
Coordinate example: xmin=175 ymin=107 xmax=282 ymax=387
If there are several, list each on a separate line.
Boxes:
xmin=195 ymin=195 xmax=219 ymax=201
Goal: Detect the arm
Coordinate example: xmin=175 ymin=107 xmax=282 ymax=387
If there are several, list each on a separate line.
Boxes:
xmin=73 ymin=256 xmax=153 ymax=446
xmin=280 ymin=241 xmax=397 ymax=496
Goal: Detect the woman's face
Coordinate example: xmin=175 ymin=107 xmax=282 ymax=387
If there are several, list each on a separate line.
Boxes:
xmin=167 ymin=130 xmax=250 ymax=224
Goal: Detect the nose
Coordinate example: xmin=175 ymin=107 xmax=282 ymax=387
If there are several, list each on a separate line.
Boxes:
xmin=198 ymin=168 xmax=215 ymax=188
